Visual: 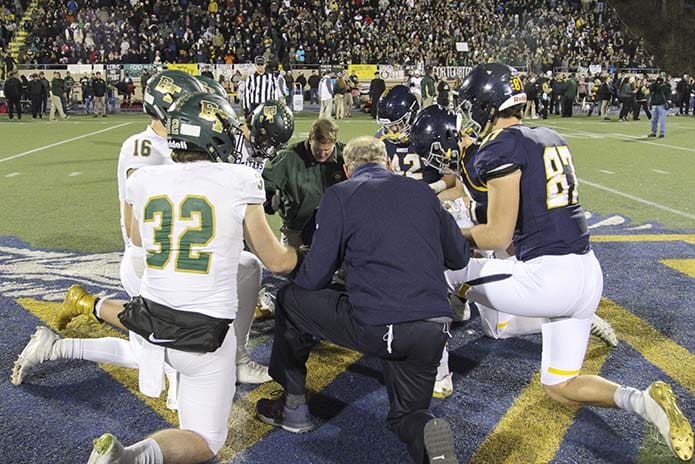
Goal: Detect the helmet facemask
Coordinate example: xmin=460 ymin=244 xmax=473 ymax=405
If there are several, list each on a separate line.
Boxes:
xmin=378 ymin=100 xmax=418 ymax=143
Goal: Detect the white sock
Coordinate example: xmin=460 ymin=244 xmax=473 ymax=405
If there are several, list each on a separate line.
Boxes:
xmin=94 ymin=298 xmax=105 ymax=319
xmin=50 ymin=338 xmax=139 ymax=368
xmin=123 ymin=438 xmax=164 ymax=464
xmin=614 ymin=385 xmax=647 ymax=419
xmin=436 ymin=346 xmax=450 ymax=381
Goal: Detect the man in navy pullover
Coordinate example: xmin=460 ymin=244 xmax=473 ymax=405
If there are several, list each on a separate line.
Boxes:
xmin=256 ymin=136 xmax=469 ymax=464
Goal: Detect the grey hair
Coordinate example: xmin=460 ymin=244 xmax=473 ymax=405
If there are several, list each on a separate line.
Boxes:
xmin=344 ymin=136 xmax=388 ymax=171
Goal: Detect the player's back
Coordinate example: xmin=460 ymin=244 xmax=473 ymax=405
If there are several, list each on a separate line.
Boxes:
xmin=117 ymin=125 xmax=173 ymax=244
xmin=126 ymin=162 xmax=264 ymax=320
xmin=476 ymin=125 xmax=589 ymax=261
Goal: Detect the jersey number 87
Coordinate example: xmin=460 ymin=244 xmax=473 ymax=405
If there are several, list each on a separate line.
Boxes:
xmin=544 ymin=145 xmax=579 ymax=209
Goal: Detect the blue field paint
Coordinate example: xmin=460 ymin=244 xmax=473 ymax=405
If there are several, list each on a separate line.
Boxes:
xmin=0 ymin=295 xmax=171 ymax=463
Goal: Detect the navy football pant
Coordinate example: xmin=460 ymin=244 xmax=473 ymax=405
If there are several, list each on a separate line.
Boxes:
xmin=270 ymin=283 xmax=449 ymax=464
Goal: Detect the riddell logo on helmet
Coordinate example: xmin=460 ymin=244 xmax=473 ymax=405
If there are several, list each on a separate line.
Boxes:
xmin=513 ymin=95 xmax=527 ymax=103
xmin=168 ymin=140 xmax=189 ymax=150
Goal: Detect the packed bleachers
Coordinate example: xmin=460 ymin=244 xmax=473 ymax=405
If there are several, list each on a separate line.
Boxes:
xmin=14 ymin=0 xmax=653 ymax=72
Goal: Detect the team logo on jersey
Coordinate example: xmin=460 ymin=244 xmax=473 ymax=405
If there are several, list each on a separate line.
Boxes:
xmin=199 ymin=100 xmax=225 ymax=134
xmin=155 ymin=76 xmax=183 ymax=104
xmin=262 ymin=105 xmax=277 ymax=121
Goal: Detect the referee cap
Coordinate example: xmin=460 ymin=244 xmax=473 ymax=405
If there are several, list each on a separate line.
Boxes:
xmin=255 ymin=56 xmax=266 ymax=66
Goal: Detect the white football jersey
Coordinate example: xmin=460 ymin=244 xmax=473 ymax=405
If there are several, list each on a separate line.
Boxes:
xmin=117 ymin=125 xmax=173 ymax=244
xmin=125 ymin=161 xmax=265 ymax=319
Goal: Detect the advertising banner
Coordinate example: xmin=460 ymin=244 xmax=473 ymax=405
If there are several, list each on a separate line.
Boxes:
xmin=347 ymin=64 xmax=377 ymax=80
xmin=165 ymin=63 xmax=199 ymax=75
xmin=432 ymin=66 xmax=472 ymax=80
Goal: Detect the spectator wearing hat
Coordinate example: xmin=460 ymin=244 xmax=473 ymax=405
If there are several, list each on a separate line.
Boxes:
xmin=243 ymin=56 xmax=279 ymax=123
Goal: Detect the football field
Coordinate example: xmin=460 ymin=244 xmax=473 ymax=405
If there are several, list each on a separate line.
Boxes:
xmin=0 ymin=111 xmax=693 ymax=463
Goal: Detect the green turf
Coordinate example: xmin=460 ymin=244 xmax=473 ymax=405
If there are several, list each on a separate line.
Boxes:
xmin=0 ymin=111 xmax=693 ymax=253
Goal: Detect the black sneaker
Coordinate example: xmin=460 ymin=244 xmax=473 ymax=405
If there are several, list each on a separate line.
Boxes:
xmin=256 ymin=394 xmax=315 ymax=433
xmin=658 ymin=134 xmax=665 ymax=138
xmin=424 ymin=418 xmax=459 ymax=463
xmin=648 ymin=133 xmax=656 ymax=137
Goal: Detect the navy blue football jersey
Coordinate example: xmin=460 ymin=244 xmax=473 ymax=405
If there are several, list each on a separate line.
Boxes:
xmin=475 ymin=125 xmax=590 ymax=261
xmin=376 ymin=130 xmax=443 ymax=184
xmin=459 ymin=143 xmax=487 ymax=205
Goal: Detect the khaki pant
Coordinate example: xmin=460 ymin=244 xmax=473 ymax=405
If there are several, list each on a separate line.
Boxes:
xmin=600 ymin=99 xmax=609 ymax=118
xmin=50 ymin=94 xmax=66 ymax=120
xmin=319 ymin=99 xmax=333 ymax=119
xmin=94 ymin=96 xmax=106 ymax=116
xmin=422 ymin=96 xmax=434 ymax=108
xmin=334 ymin=94 xmax=344 ymax=119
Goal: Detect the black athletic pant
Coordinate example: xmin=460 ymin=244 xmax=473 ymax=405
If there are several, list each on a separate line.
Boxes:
xmin=7 ymin=96 xmax=21 ymax=119
xmin=618 ymin=97 xmax=634 ymax=120
xmin=270 ymin=283 xmax=449 ymax=464
xmin=562 ymin=96 xmax=574 ymax=117
xmin=633 ymin=100 xmax=651 ymax=120
xmin=30 ymin=96 xmax=42 ymax=118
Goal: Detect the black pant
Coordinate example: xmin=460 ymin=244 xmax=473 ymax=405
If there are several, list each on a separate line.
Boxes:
xmin=270 ymin=283 xmax=449 ymax=464
xmin=561 ymin=96 xmax=574 ymax=117
xmin=7 ymin=96 xmax=21 ymax=119
xmin=370 ymin=93 xmax=383 ymax=118
xmin=619 ymin=97 xmax=634 ymax=120
xmin=30 ymin=95 xmax=42 ymax=118
xmin=633 ymin=100 xmax=651 ymax=120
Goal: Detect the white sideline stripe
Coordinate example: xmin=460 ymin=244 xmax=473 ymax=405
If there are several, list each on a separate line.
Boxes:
xmin=579 ymin=178 xmax=695 ymax=220
xmin=543 ymin=122 xmax=695 ymax=153
xmin=68 ymin=171 xmax=82 ymax=177
xmin=0 ymin=122 xmax=132 ymax=163
xmin=5 ymin=172 xmax=20 ymax=177
xmin=652 ymin=169 xmax=670 ymax=175
xmin=599 ymin=169 xmax=614 ymax=174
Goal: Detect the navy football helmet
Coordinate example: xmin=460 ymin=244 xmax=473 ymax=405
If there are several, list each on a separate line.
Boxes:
xmin=377 ymin=85 xmax=420 ymax=143
xmin=410 ymin=105 xmax=460 ymax=174
xmin=457 ymin=63 xmax=527 ymax=140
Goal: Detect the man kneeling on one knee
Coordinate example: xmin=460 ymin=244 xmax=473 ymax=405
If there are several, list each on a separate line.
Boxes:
xmin=256 ymin=136 xmax=470 ymax=464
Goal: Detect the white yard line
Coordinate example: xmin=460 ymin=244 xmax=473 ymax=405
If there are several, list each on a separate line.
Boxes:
xmin=579 ymin=178 xmax=695 ymax=220
xmin=651 ymin=169 xmax=670 ymax=175
xmin=598 ymin=169 xmax=614 ymax=174
xmin=4 ymin=172 xmax=20 ymax=177
xmin=0 ymin=122 xmax=132 ymax=164
xmin=68 ymin=171 xmax=82 ymax=177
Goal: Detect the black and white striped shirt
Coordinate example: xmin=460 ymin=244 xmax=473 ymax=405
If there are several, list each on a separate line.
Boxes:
xmin=243 ymin=71 xmax=278 ymax=112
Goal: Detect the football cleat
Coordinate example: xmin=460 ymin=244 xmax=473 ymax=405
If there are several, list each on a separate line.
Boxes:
xmin=643 ymin=381 xmax=693 ymax=461
xmin=590 ymin=314 xmax=619 ymax=347
xmin=254 ymin=287 xmax=275 ymax=320
xmin=87 ymin=433 xmax=124 ymax=464
xmin=424 ymin=418 xmax=459 ymax=463
xmin=56 ymin=284 xmax=98 ymax=330
xmin=11 ymin=326 xmax=60 ymax=385
xmin=237 ymin=352 xmax=272 ymax=384
xmin=256 ymin=395 xmax=316 ymax=433
xmin=433 ymin=373 xmax=454 ymax=399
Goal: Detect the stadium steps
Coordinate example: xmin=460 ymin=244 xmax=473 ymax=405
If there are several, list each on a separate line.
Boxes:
xmin=9 ymin=0 xmax=39 ymax=61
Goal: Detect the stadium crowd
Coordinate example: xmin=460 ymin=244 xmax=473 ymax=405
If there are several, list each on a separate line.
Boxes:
xmin=11 ymin=0 xmax=652 ymax=72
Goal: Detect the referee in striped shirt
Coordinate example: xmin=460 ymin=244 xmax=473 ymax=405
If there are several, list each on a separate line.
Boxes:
xmin=243 ymin=56 xmax=279 ymax=123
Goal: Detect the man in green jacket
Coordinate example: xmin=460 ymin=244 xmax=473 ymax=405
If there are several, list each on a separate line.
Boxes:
xmin=648 ymin=75 xmax=671 ymax=138
xmin=562 ymin=73 xmax=577 ymax=117
xmin=421 ymin=66 xmax=436 ymax=108
xmin=262 ymin=118 xmax=347 ymax=248
xmin=49 ymin=71 xmax=69 ymax=121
